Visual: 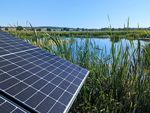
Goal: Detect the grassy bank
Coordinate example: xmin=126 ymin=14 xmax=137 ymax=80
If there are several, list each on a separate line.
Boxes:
xmin=10 ymin=31 xmax=150 ymax=113
xmin=8 ymin=30 xmax=150 ymax=39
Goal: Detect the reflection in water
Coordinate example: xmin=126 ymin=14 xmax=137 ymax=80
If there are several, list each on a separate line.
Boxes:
xmin=71 ymin=38 xmax=148 ymax=56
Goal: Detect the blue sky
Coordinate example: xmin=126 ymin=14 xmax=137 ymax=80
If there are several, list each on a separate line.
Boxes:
xmin=0 ymin=0 xmax=150 ymax=28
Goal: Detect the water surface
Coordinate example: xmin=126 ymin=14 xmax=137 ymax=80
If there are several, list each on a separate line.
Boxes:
xmin=65 ymin=37 xmax=149 ymax=57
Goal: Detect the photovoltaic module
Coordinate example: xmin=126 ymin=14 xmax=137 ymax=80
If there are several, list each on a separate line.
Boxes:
xmin=0 ymin=31 xmax=89 ymax=113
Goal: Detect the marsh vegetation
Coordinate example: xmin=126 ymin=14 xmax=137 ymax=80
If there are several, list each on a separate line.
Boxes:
xmin=9 ymin=30 xmax=150 ymax=113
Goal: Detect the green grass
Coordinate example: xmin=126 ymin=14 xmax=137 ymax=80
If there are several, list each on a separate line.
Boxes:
xmin=9 ymin=30 xmax=150 ymax=113
xmin=8 ymin=29 xmax=150 ymax=39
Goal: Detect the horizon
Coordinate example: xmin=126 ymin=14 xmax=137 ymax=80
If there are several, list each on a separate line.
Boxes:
xmin=1 ymin=0 xmax=150 ymax=28
xmin=0 ymin=25 xmax=150 ymax=29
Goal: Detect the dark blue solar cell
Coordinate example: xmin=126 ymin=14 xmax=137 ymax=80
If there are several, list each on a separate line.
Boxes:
xmin=0 ymin=78 xmax=19 ymax=90
xmin=65 ymin=67 xmax=73 ymax=73
xmin=3 ymin=54 xmax=16 ymax=59
xmin=43 ymin=73 xmax=55 ymax=81
xmin=53 ymin=62 xmax=62 ymax=67
xmin=12 ymin=108 xmax=25 ymax=113
xmin=36 ymin=70 xmax=49 ymax=77
xmin=15 ymin=71 xmax=32 ymax=80
xmin=59 ymin=92 xmax=72 ymax=105
xmin=1 ymin=64 xmax=17 ymax=72
xmin=67 ymin=84 xmax=78 ymax=94
xmin=52 ymin=68 xmax=62 ymax=75
xmin=27 ymin=57 xmax=39 ymax=62
xmin=78 ymin=73 xmax=86 ymax=79
xmin=59 ymin=80 xmax=70 ymax=90
xmin=8 ymin=68 xmax=25 ymax=76
xmin=29 ymin=66 xmax=42 ymax=73
xmin=81 ymin=69 xmax=88 ymax=74
xmin=50 ymin=87 xmax=64 ymax=100
xmin=47 ymin=59 xmax=56 ymax=64
xmin=16 ymin=51 xmax=29 ymax=56
xmin=69 ymin=64 xmax=76 ymax=69
xmin=50 ymin=102 xmax=66 ymax=113
xmin=15 ymin=87 xmax=37 ymax=101
xmin=25 ymin=92 xmax=45 ymax=108
xmin=6 ymin=82 xmax=28 ymax=96
xmin=59 ymin=59 xmax=66 ymax=63
xmin=71 ymin=70 xmax=79 ymax=76
xmin=9 ymin=48 xmax=21 ymax=53
xmin=0 ymin=57 xmax=5 ymax=61
xmin=0 ymin=42 xmax=9 ymax=47
xmin=0 ymin=70 xmax=3 ymax=75
xmin=36 ymin=97 xmax=55 ymax=113
xmin=22 ymin=63 xmax=36 ymax=70
xmin=0 ymin=102 xmax=16 ymax=112
xmin=16 ymin=60 xmax=30 ymax=66
xmin=66 ymin=75 xmax=75 ymax=82
xmin=39 ymin=63 xmax=50 ymax=68
xmin=41 ymin=83 xmax=55 ymax=95
xmin=73 ymin=78 xmax=82 ymax=86
xmin=46 ymin=65 xmax=56 ymax=71
xmin=33 ymin=60 xmax=43 ymax=65
xmin=32 ymin=79 xmax=47 ymax=89
xmin=59 ymin=71 xmax=69 ymax=78
xmin=0 ymin=73 xmax=11 ymax=82
xmin=9 ymin=57 xmax=23 ymax=62
xmin=21 ymin=54 xmax=33 ymax=59
xmin=42 ymin=57 xmax=52 ymax=61
xmin=51 ymin=77 xmax=63 ymax=86
xmin=0 ymin=48 xmax=9 ymax=55
xmin=59 ymin=65 xmax=68 ymax=70
xmin=0 ymin=60 xmax=11 ymax=67
xmin=24 ymin=76 xmax=39 ymax=85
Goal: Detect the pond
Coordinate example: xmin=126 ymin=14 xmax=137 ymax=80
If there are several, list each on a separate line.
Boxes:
xmin=63 ymin=37 xmax=149 ymax=57
xmin=26 ymin=37 xmax=150 ymax=62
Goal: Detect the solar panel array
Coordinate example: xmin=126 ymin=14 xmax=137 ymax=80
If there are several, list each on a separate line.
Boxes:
xmin=0 ymin=31 xmax=89 ymax=113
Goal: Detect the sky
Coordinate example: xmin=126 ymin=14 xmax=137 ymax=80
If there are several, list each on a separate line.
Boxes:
xmin=0 ymin=0 xmax=150 ymax=28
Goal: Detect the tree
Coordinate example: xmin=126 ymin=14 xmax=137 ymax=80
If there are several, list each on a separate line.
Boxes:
xmin=47 ymin=28 xmax=51 ymax=31
xmin=16 ymin=26 xmax=23 ymax=31
xmin=63 ymin=28 xmax=69 ymax=31
xmin=36 ymin=28 xmax=41 ymax=31
xmin=5 ymin=27 xmax=8 ymax=31
xmin=76 ymin=28 xmax=80 ymax=31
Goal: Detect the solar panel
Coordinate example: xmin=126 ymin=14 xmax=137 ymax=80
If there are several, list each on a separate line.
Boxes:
xmin=0 ymin=31 xmax=89 ymax=113
xmin=0 ymin=95 xmax=28 ymax=113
